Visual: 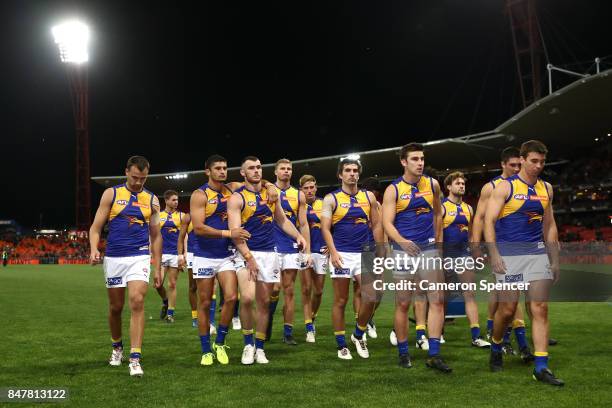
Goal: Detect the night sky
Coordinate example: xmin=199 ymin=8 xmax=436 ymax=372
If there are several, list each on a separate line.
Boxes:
xmin=1 ymin=0 xmax=610 ymax=228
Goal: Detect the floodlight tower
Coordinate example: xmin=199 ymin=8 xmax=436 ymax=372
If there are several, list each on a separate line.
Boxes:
xmin=52 ymin=21 xmax=91 ymax=230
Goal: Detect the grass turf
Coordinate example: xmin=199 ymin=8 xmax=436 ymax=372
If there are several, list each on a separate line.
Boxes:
xmin=1 ymin=264 xmax=611 ymax=407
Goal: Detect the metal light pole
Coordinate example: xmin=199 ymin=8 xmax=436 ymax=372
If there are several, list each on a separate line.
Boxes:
xmin=52 ymin=21 xmax=91 ymax=231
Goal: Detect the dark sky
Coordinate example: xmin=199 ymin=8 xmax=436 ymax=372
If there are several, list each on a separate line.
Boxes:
xmin=1 ymin=0 xmax=610 ymax=228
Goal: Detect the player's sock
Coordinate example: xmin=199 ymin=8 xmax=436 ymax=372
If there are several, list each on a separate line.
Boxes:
xmin=269 ymin=295 xmax=279 ymax=316
xmin=534 ymin=351 xmax=549 ymax=373
xmin=130 ymin=347 xmax=142 ymax=360
xmin=491 ymin=337 xmax=503 ymax=353
xmin=503 ymin=326 xmax=512 ymax=343
xmin=486 ymin=318 xmax=493 ymax=332
xmin=470 ymin=324 xmax=481 ymax=340
xmin=200 ymin=334 xmax=211 ymax=354
xmin=398 ymin=340 xmax=409 ymax=356
xmin=163 ymin=298 xmax=168 ymax=307
xmin=335 ymin=331 xmax=347 ymax=349
xmin=209 ymin=294 xmax=217 ymax=326
xmin=243 ymin=329 xmax=254 ymax=346
xmin=111 ymin=337 xmax=123 ymax=349
xmin=215 ymin=325 xmax=229 ymax=345
xmin=513 ymin=319 xmax=528 ymax=349
xmin=353 ymin=323 xmax=367 ymax=340
xmin=167 ymin=308 xmax=175 ymax=317
xmin=428 ymin=338 xmax=441 ymax=356
xmin=191 ymin=310 xmax=198 ymax=320
xmin=283 ymin=323 xmax=293 ymax=338
xmin=233 ymin=299 xmax=240 ymax=318
xmin=305 ymin=319 xmax=314 ymax=333
xmin=255 ymin=332 xmax=266 ymax=350
xmin=416 ymin=325 xmax=426 ymax=339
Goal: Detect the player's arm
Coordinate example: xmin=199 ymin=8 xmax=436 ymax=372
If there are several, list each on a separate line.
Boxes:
xmin=228 ymin=193 xmax=258 ymax=280
xmin=543 ymin=182 xmax=560 ymax=283
xmin=227 ymin=179 xmax=279 ymax=203
xmin=149 ymin=196 xmax=163 ymax=286
xmin=484 ymin=181 xmax=509 ymax=274
xmin=471 ymin=183 xmax=492 ymax=244
xmin=432 ymin=178 xmax=443 ymax=243
xmin=320 ymin=194 xmax=342 ymax=268
xmin=367 ymin=191 xmax=384 ymax=256
xmin=89 ymin=188 xmax=114 ymax=264
xmin=190 ymin=189 xmax=250 ymax=240
xmin=273 ymin=199 xmax=307 ymax=250
xmin=177 ymin=212 xmax=190 ymax=269
xmin=297 ymin=190 xmax=311 ymax=254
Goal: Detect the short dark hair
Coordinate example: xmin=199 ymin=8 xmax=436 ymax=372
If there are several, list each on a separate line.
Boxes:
xmin=126 ymin=155 xmax=150 ymax=171
xmin=337 ymin=158 xmax=362 ymax=177
xmin=163 ymin=190 xmax=178 ymax=200
xmin=500 ymin=147 xmax=520 ymax=163
xmin=241 ymin=155 xmax=260 ymax=165
xmin=444 ymin=171 xmax=466 ymax=191
xmin=205 ymin=154 xmax=227 ymax=170
xmin=399 ymin=143 xmax=424 ymax=160
xmin=520 ymin=140 xmax=548 ymax=158
xmin=361 ymin=177 xmax=381 ymax=193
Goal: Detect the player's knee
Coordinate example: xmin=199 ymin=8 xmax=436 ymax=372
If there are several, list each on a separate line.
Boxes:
xmin=168 ymin=281 xmax=177 ymax=290
xmin=313 ymin=287 xmax=324 ymax=297
xmin=199 ymin=298 xmax=211 ymax=311
xmin=109 ymin=302 xmax=124 ymax=315
xmin=499 ymin=304 xmax=517 ymax=321
xmin=189 ymin=282 xmax=197 ymax=293
xmin=530 ymin=302 xmax=548 ymax=318
xmin=283 ymin=286 xmax=294 ymax=299
xmin=224 ymin=292 xmax=238 ymax=304
xmin=129 ymin=294 xmax=145 ymax=310
xmin=463 ymin=290 xmax=476 ymax=301
xmin=395 ymin=300 xmax=410 ymax=313
xmin=334 ymin=296 xmax=348 ymax=308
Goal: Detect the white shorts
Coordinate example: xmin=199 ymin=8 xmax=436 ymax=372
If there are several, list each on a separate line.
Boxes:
xmin=496 ymin=254 xmax=552 ymax=284
xmin=186 ymin=252 xmax=194 ymax=269
xmin=392 ymin=249 xmax=441 ymax=279
xmin=309 ymin=252 xmax=328 ymax=275
xmin=192 ymin=255 xmax=238 ymax=279
xmin=161 ymin=254 xmax=179 ymax=268
xmin=237 ymin=251 xmax=280 ymax=283
xmin=103 ymin=255 xmax=150 ymax=288
xmin=278 ymin=252 xmax=302 ymax=270
xmin=330 ymin=252 xmax=361 ymax=279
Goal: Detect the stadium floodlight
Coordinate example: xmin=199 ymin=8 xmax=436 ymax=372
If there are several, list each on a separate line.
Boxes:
xmin=340 ymin=154 xmax=361 ymax=161
xmin=52 ymin=20 xmax=89 ymax=64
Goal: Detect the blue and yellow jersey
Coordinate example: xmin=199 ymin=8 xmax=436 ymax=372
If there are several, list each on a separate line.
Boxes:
xmin=236 ymin=186 xmax=276 ymax=252
xmin=186 ymin=221 xmax=197 ymax=254
xmin=160 ymin=210 xmax=183 ymax=255
xmin=306 ymin=198 xmax=325 ymax=253
xmin=273 ymin=185 xmax=300 ymax=253
xmin=442 ymin=198 xmax=471 ymax=243
xmin=490 ymin=175 xmax=506 ymax=189
xmin=391 ymin=175 xmax=435 ymax=248
xmin=495 ymin=175 xmax=549 ymax=254
xmin=105 ymin=183 xmax=154 ymax=257
xmin=193 ymin=183 xmax=233 ymax=259
xmin=331 ymin=189 xmax=371 ymax=253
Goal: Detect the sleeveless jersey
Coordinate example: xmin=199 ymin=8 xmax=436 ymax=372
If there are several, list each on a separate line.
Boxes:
xmin=187 ymin=222 xmax=197 ymax=253
xmin=273 ymin=185 xmax=300 ymax=253
xmin=330 ymin=189 xmax=371 ymax=253
xmin=193 ymin=183 xmax=233 ymax=259
xmin=236 ymin=186 xmax=276 ymax=252
xmin=306 ymin=198 xmax=325 ymax=253
xmin=160 ymin=210 xmax=182 ymax=255
xmin=391 ymin=175 xmax=435 ymax=248
xmin=442 ymin=198 xmax=471 ymax=257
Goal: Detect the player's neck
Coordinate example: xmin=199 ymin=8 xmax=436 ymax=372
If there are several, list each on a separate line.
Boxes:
xmin=245 ymin=180 xmax=263 ymax=192
xmin=501 ymin=171 xmax=514 ymax=179
xmin=402 ymin=172 xmax=421 ymax=184
xmin=125 ymin=182 xmax=144 ymax=193
xmin=306 ymin=196 xmax=316 ymax=205
xmin=518 ymin=170 xmax=537 ymax=185
xmin=275 ymin=179 xmax=290 ymax=190
xmin=207 ymin=179 xmax=224 ymax=191
xmin=448 ymin=193 xmax=462 ymax=204
xmin=341 ymin=183 xmax=358 ymax=195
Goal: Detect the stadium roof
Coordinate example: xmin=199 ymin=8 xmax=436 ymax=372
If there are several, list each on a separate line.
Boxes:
xmin=92 ymin=68 xmax=612 ymax=194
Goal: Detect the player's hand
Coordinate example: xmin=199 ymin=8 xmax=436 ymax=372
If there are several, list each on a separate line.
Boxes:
xmin=90 ymin=250 xmax=101 ymax=265
xmin=330 ymin=250 xmax=343 ymax=270
xmin=399 ymin=240 xmax=420 ymax=256
xmin=177 ymin=254 xmax=186 ymax=269
xmin=321 ymin=245 xmax=329 ymax=256
xmin=296 ymin=234 xmax=308 ymax=252
xmin=230 ymin=227 xmax=251 ymax=240
xmin=375 ymin=242 xmax=387 ymax=258
xmin=154 ymin=270 xmax=163 ymax=288
xmin=490 ymin=254 xmax=506 ymax=274
xmin=550 ymin=262 xmax=560 ymax=284
xmin=302 ymin=252 xmax=313 ymax=268
xmin=247 ymin=257 xmax=259 ymax=281
xmin=266 ymin=184 xmax=279 ymax=203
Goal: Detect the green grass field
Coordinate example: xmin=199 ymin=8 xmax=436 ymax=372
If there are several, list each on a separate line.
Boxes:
xmin=2 ymin=265 xmax=611 ymax=407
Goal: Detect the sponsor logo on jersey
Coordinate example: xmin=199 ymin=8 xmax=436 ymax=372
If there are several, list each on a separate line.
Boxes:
xmin=400 ymin=193 xmax=411 ymax=200
xmin=529 ymin=195 xmax=547 ymax=201
xmin=116 ymin=200 xmax=128 ymax=206
xmin=415 ymin=191 xmax=431 ymax=198
xmin=132 ymin=202 xmax=150 ymax=209
xmin=340 ymin=203 xmax=351 ymax=208
xmin=353 ymin=202 xmax=369 ymax=208
xmin=513 ymin=194 xmax=529 ymax=200
xmin=247 ymin=201 xmax=257 ymax=207
xmin=525 ymin=211 xmax=543 ymax=223
xmin=208 ymin=198 xmax=218 ymax=204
